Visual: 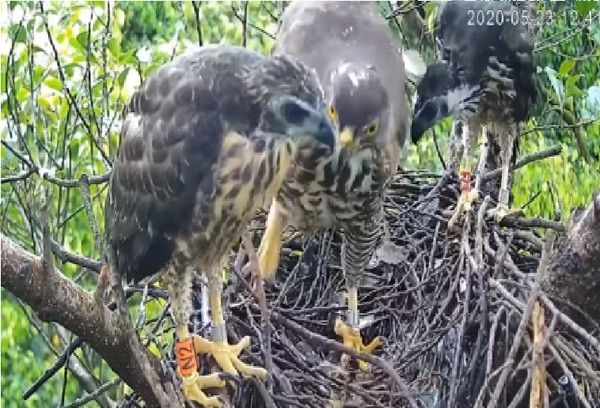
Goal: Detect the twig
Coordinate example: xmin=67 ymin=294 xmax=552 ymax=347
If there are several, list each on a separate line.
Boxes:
xmin=266 ymin=308 xmax=418 ymax=408
xmin=482 ymin=145 xmax=562 ymax=182
xmin=0 ymin=168 xmax=37 ymax=184
xmin=62 ymin=378 xmax=121 ymax=408
xmin=539 ymin=294 xmax=600 ymax=353
xmin=191 ymin=1 xmax=203 ymax=46
xmin=521 ymin=120 xmax=597 ymax=136
xmin=79 ymin=174 xmax=104 ymax=255
xmin=548 ymin=343 xmax=592 ymax=408
xmin=529 ymin=301 xmax=547 ymax=408
xmin=50 ymin=238 xmax=102 ymax=272
xmin=487 ymin=233 xmax=554 ymax=408
xmin=23 ymin=339 xmax=84 ymax=400
xmin=38 ymin=2 xmax=111 ymax=165
xmin=42 ymin=171 xmax=111 ymax=188
xmin=233 ymin=238 xmax=274 ymax=379
xmin=499 ymin=216 xmax=565 ymax=233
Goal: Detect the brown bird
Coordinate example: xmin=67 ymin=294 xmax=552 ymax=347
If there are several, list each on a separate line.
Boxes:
xmin=104 ymin=45 xmax=334 ymax=406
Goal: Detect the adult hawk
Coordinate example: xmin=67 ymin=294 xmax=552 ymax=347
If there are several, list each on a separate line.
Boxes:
xmin=104 ymin=45 xmax=334 ymax=407
xmin=411 ymin=1 xmax=537 ymax=224
xmin=258 ymin=1 xmax=407 ymax=368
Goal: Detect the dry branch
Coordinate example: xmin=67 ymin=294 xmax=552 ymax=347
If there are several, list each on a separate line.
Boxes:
xmin=529 ymin=301 xmax=547 ymax=408
xmin=0 ymin=235 xmax=181 ymax=407
xmin=3 ymin=170 xmax=600 ymax=407
xmin=542 ymin=191 xmax=600 ymax=323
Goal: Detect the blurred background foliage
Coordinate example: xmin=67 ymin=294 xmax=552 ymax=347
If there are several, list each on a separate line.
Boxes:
xmin=0 ymin=1 xmax=598 ymax=406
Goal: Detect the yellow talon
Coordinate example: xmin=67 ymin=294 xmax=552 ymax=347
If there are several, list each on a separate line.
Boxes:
xmin=193 ymin=335 xmax=268 ymax=379
xmin=448 ymin=188 xmax=479 ymax=230
xmin=488 ymin=203 xmax=523 ymax=223
xmin=258 ymin=201 xmax=285 ymax=279
xmin=334 ymin=318 xmax=382 ymax=372
xmin=181 ymin=372 xmax=224 ymax=407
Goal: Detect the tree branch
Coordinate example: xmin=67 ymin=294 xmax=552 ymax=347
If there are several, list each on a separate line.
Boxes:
xmin=542 ymin=190 xmax=600 ymax=323
xmin=0 ymin=235 xmax=181 ymax=406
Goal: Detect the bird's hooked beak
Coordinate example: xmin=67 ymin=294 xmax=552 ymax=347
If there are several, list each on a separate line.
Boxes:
xmin=339 ymin=126 xmax=360 ymax=153
xmin=410 ymin=98 xmax=447 ymax=144
xmin=313 ymin=112 xmax=336 ymax=153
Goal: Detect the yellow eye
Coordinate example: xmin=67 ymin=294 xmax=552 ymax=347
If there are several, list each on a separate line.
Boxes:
xmin=365 ymin=121 xmax=379 ymax=136
xmin=327 ymin=105 xmax=337 ymax=122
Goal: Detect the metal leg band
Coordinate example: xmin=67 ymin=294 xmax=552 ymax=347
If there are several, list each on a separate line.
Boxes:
xmin=211 ymin=323 xmax=227 ymax=342
xmin=346 ymin=309 xmax=360 ymax=328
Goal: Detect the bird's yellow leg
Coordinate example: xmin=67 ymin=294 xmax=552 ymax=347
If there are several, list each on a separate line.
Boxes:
xmin=334 ymin=286 xmax=382 ymax=372
xmin=258 ymin=200 xmax=285 ymax=280
xmin=174 ymin=324 xmax=224 ymax=407
xmin=488 ymin=133 xmax=523 ymax=222
xmin=194 ymin=284 xmax=268 ymax=379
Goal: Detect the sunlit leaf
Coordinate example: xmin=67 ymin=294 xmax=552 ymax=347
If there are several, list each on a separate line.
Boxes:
xmin=37 ymin=95 xmax=53 ymax=110
xmin=76 ymin=31 xmax=90 ymax=50
xmin=119 ymin=69 xmax=140 ymax=102
xmin=559 ymin=59 xmax=576 ymax=76
xmin=107 ymin=38 xmax=121 ymax=57
xmin=544 ymin=66 xmax=564 ymax=104
xmin=115 ymin=7 xmax=126 ymax=28
xmin=43 ymin=76 xmax=62 ymax=91
xmin=16 ymin=87 xmax=29 ymax=103
xmin=8 ymin=24 xmax=27 ymax=43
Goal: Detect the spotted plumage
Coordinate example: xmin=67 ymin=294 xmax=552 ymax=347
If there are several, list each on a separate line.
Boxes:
xmin=258 ymin=1 xmax=407 ymax=364
xmin=104 ymin=45 xmax=334 ymax=406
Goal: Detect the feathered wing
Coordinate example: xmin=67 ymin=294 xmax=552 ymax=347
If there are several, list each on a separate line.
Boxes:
xmin=105 ymin=47 xmax=262 ymax=282
xmin=435 ymin=1 xmax=536 ymax=118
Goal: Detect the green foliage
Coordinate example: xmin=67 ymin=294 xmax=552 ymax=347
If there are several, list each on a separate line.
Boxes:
xmin=118 ymin=1 xmax=181 ymax=50
xmin=1 ymin=292 xmax=80 ymax=407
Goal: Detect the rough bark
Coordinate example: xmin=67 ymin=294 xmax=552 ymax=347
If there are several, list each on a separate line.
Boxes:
xmin=542 ymin=191 xmax=600 ymax=323
xmin=0 ymin=235 xmax=182 ymax=407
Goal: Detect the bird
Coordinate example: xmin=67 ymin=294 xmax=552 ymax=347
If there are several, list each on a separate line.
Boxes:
xmin=104 ymin=45 xmax=335 ymax=407
xmin=257 ymin=1 xmax=407 ymax=369
xmin=411 ymin=1 xmax=537 ymax=226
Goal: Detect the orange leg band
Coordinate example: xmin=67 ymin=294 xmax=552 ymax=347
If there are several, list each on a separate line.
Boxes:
xmin=460 ymin=170 xmax=472 ymax=193
xmin=175 ymin=337 xmax=198 ymax=377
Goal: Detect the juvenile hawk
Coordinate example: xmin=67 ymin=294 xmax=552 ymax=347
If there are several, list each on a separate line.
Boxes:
xmin=105 ymin=45 xmax=334 ymax=406
xmin=411 ymin=1 xmax=537 ymax=224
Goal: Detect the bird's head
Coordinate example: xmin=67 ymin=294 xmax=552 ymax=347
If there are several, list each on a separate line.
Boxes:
xmin=248 ymin=54 xmax=336 ymax=153
xmin=411 ymin=63 xmax=454 ymax=144
xmin=260 ymin=95 xmax=335 ymax=153
xmin=327 ymin=63 xmax=390 ymax=154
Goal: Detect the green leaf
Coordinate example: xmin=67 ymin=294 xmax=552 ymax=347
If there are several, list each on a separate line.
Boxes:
xmin=544 ymin=66 xmax=564 ymax=104
xmin=116 ymin=68 xmax=130 ymax=87
xmin=575 ymin=0 xmax=598 ymax=17
xmin=559 ymin=59 xmax=576 ymax=76
xmin=107 ymin=38 xmax=121 ymax=57
xmin=8 ymin=24 xmax=27 ymax=43
xmin=565 ymin=74 xmax=583 ymax=87
xmin=44 ymin=76 xmax=62 ymax=91
xmin=76 ymin=31 xmax=90 ymax=50
xmin=32 ymin=66 xmax=44 ymax=87
xmin=37 ymin=95 xmax=53 ymax=111
xmin=16 ymin=87 xmax=29 ymax=103
xmin=115 ymin=8 xmax=126 ymax=27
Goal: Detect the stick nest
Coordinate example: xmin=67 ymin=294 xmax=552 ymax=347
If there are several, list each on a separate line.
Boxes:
xmin=145 ymin=170 xmax=600 ymax=408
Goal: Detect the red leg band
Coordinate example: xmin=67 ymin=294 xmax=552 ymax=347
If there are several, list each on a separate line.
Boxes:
xmin=175 ymin=337 xmax=198 ymax=377
xmin=460 ymin=170 xmax=472 ymax=193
